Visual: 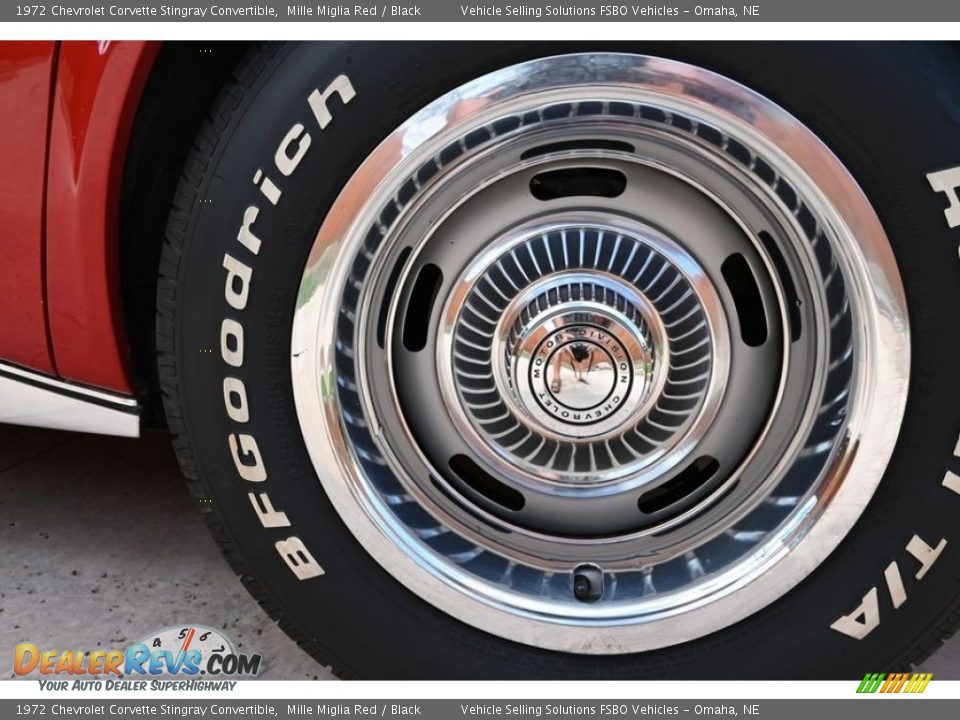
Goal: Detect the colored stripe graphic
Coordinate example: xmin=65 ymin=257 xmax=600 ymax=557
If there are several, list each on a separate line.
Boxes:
xmin=857 ymin=672 xmax=932 ymax=694
xmin=857 ymin=673 xmax=885 ymax=693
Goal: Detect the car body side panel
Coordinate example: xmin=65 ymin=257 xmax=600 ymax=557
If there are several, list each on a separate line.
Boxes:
xmin=0 ymin=41 xmax=57 ymax=375
xmin=45 ymin=40 xmax=159 ymax=394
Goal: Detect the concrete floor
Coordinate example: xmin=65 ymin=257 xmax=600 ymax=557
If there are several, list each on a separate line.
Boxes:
xmin=0 ymin=425 xmax=330 ymax=680
xmin=1 ymin=424 xmax=958 ymax=680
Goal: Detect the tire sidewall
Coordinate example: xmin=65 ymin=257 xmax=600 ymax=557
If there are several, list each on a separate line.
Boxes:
xmin=169 ymin=41 xmax=960 ymax=678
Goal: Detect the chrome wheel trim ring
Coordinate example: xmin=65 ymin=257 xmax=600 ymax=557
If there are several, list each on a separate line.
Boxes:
xmin=291 ymin=54 xmax=909 ymax=653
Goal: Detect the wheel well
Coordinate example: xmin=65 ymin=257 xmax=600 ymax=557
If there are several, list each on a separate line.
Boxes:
xmin=119 ymin=42 xmax=252 ymax=427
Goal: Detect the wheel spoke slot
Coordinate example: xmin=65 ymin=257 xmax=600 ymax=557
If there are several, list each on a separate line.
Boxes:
xmin=721 ymin=253 xmax=768 ymax=347
xmin=637 ymin=456 xmax=719 ymax=514
xmin=401 ymin=263 xmax=443 ymax=352
xmin=449 ymin=454 xmax=525 ymax=512
xmin=530 ymin=168 xmax=627 ymax=201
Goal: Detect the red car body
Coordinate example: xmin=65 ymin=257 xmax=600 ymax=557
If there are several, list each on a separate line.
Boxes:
xmin=1 ymin=41 xmax=158 ymax=396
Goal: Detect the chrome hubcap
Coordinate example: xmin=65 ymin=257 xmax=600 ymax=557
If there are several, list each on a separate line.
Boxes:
xmin=429 ymin=215 xmax=733 ymax=537
xmin=447 ymin=220 xmax=714 ymax=456
xmin=502 ymin=288 xmax=656 ymax=438
xmin=291 ymin=53 xmax=909 ymax=653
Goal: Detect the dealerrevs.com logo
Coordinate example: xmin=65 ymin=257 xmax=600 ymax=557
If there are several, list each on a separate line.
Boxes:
xmin=14 ymin=625 xmax=261 ymax=687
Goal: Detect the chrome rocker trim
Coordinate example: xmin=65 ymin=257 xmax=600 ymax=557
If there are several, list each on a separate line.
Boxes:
xmin=0 ymin=361 xmax=140 ymax=438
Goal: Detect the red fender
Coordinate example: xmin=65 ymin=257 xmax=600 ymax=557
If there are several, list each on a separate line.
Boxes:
xmin=0 ymin=41 xmax=57 ymax=374
xmin=45 ymin=40 xmax=159 ymax=393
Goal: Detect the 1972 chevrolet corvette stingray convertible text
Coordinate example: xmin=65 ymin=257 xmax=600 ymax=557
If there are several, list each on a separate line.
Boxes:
xmin=2 ymin=40 xmax=960 ymax=678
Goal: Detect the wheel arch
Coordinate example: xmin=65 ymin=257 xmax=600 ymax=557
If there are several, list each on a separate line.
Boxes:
xmin=118 ymin=41 xmax=253 ymax=425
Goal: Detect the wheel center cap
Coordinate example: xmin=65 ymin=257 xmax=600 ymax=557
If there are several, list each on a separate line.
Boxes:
xmin=499 ymin=285 xmax=658 ymax=440
xmin=534 ymin=327 xmax=625 ymax=413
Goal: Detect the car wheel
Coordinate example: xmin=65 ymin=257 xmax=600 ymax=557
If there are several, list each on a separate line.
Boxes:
xmin=157 ymin=41 xmax=960 ymax=678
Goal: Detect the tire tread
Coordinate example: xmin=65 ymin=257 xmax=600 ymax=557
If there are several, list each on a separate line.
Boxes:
xmin=156 ymin=41 xmax=358 ymax=680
